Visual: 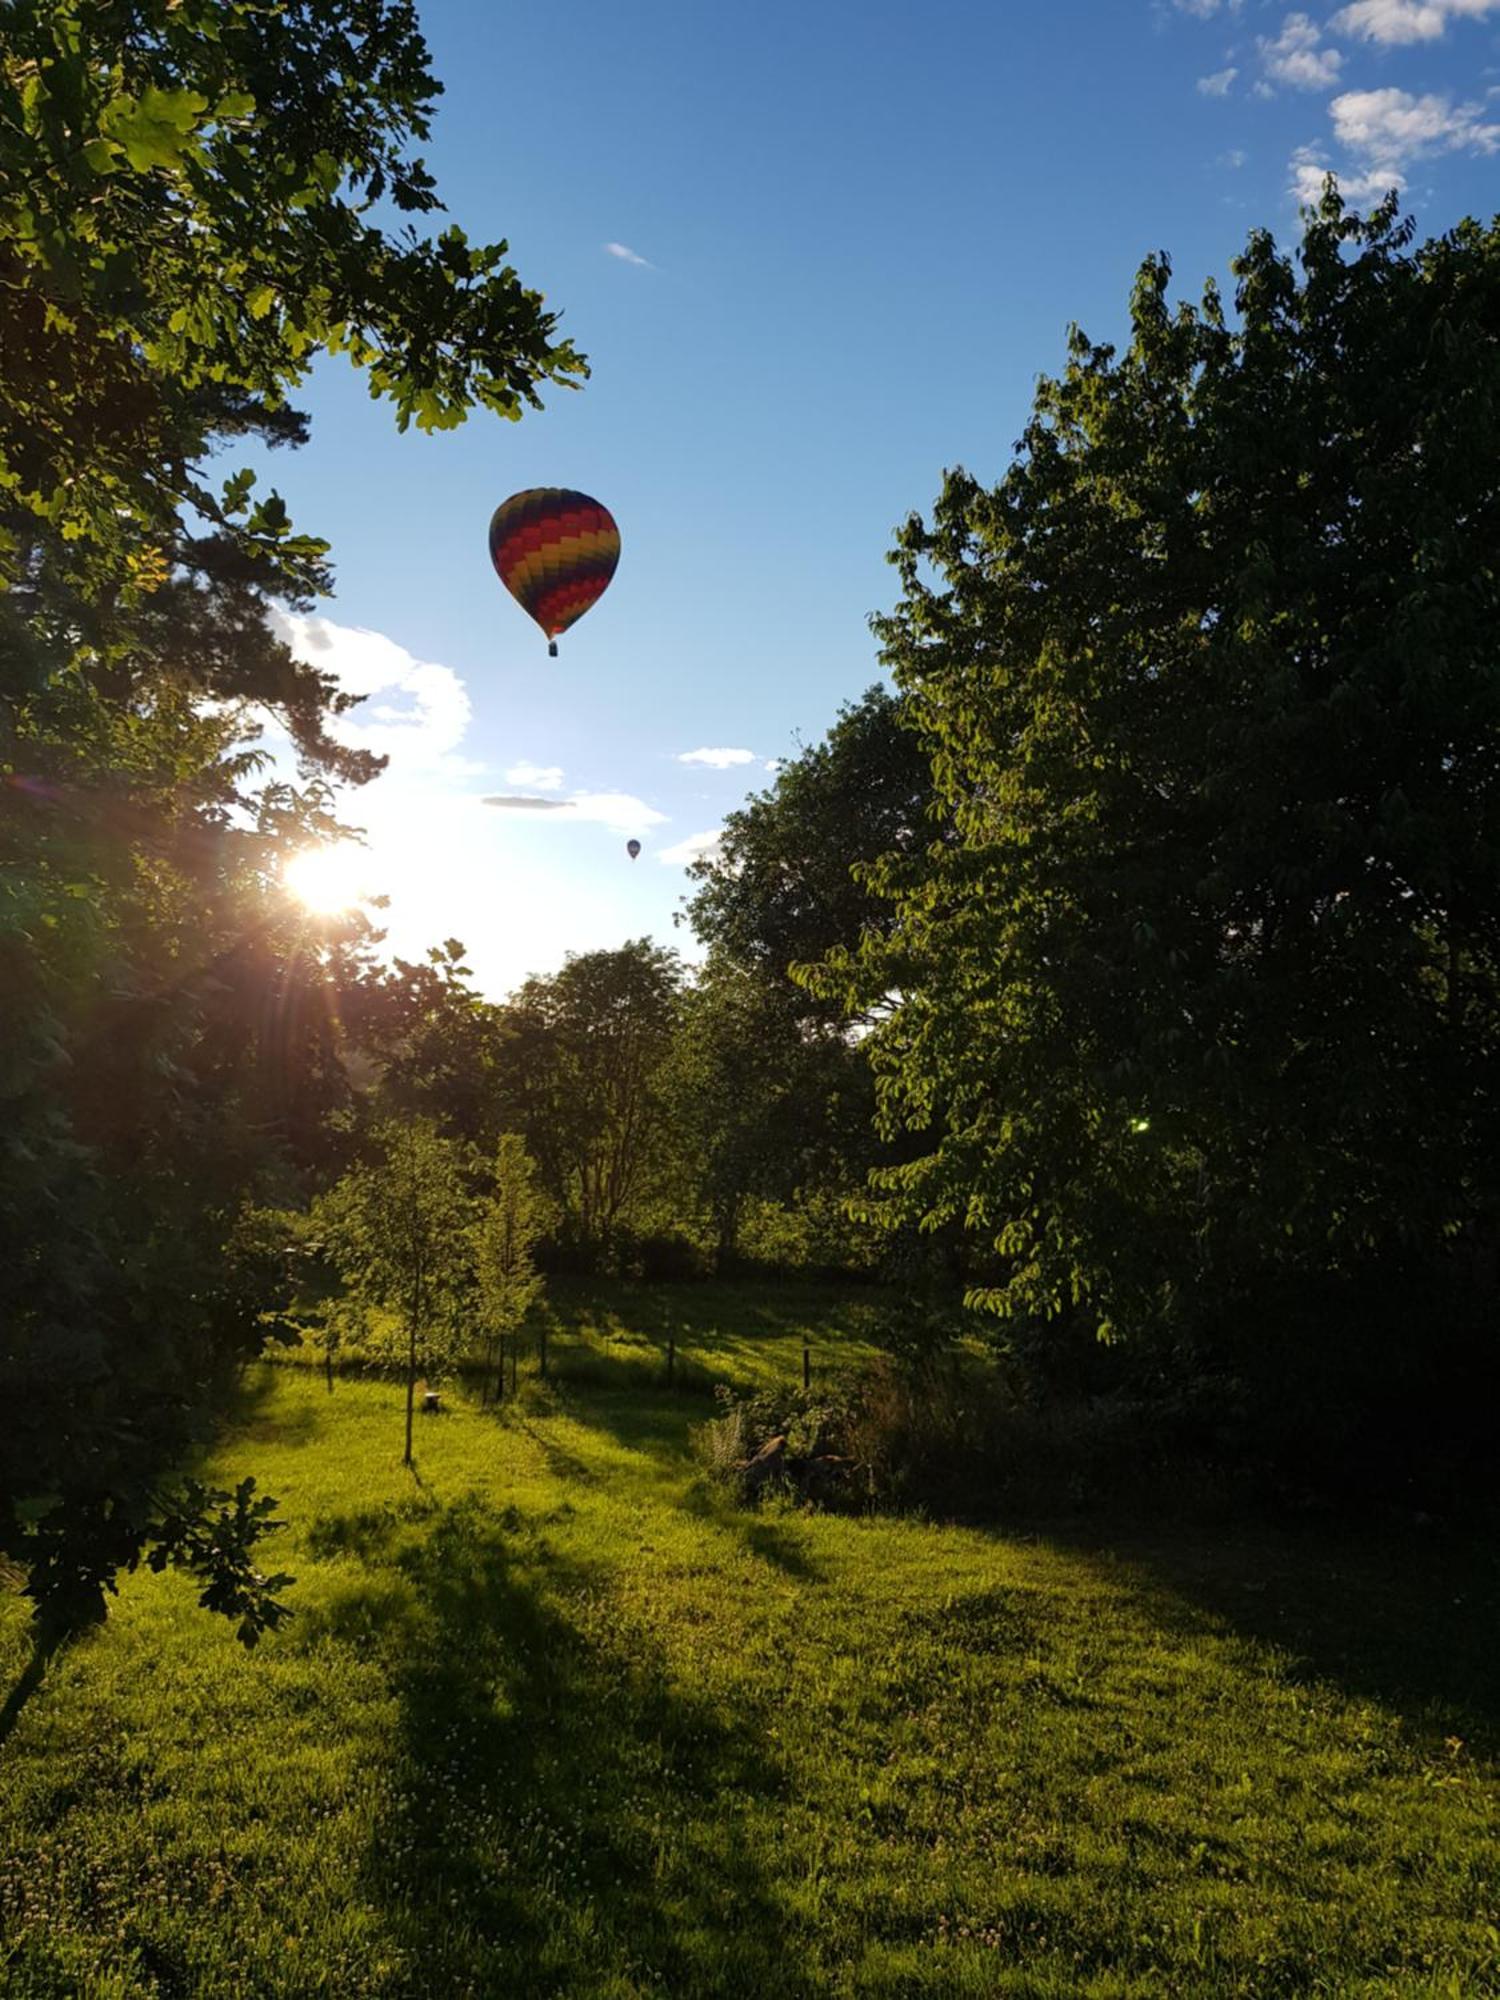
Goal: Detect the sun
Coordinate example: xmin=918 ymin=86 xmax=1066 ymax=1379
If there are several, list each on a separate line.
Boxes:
xmin=283 ymin=843 xmax=372 ymax=914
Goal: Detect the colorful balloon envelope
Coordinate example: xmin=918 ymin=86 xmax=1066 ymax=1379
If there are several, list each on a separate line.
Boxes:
xmin=488 ymin=488 xmax=620 ymax=656
xmin=626 ymin=839 xmax=642 ymax=861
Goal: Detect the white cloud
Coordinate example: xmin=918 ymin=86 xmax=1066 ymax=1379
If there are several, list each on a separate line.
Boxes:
xmin=1289 ymin=83 xmax=1498 ymax=208
xmin=605 ymin=241 xmax=653 ymax=267
xmin=1198 ymin=65 xmax=1239 ymax=93
xmin=1220 ymin=147 xmax=1249 ymax=167
xmin=482 ymin=789 xmax=668 ymax=836
xmin=1259 ymin=13 xmax=1342 ymax=87
xmin=566 ymin=791 xmax=669 ymax=834
xmin=1289 ymin=147 xmax=1407 ymax=202
xmin=505 ymin=760 xmax=564 ymax=790
xmin=256 ymin=613 xmax=691 ymax=1002
xmin=482 ymin=794 xmax=573 ymax=812
xmin=1175 ymin=0 xmax=1243 ymax=15
xmin=273 ymin=612 xmax=476 ymax=777
xmin=764 ymin=758 xmax=784 ymax=773
xmin=1329 ymin=85 xmax=1500 ymax=158
xmin=677 ymin=746 xmax=756 ymax=768
xmin=1332 ymin=0 xmax=1500 ymax=43
xmin=658 ymin=828 xmax=723 ymax=867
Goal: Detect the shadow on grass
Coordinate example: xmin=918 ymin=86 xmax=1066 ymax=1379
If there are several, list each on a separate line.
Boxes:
xmin=677 ymin=1481 xmax=825 ymax=1583
xmin=507 ymin=1415 xmax=603 ymax=1489
xmin=304 ymin=1494 xmax=799 ymax=1996
xmin=520 ymin=1380 xmax=833 ymax=1584
xmin=216 ymin=1357 xmax=328 ymax=1444
xmin=539 ymin=1277 xmax=880 ymax=1336
xmin=1022 ymin=1514 xmax=1500 ymax=1751
xmin=0 ymin=1630 xmax=64 ymax=1752
xmin=552 ymin=1388 xmax=703 ymax=1462
xmin=2 ymin=1362 xmax=308 ymax=1750
xmin=532 ymin=1280 xmax=885 ymax=1375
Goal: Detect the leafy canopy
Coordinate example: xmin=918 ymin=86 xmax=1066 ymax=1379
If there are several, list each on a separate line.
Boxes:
xmin=1 ymin=0 xmax=587 ymax=1639
xmin=313 ymin=1118 xmax=476 ymax=1371
xmin=473 ymin=1133 xmax=548 ymax=1343
xmin=685 ymin=684 xmax=935 ymax=1024
xmin=492 ymin=940 xmax=683 ymax=1251
xmin=1 ymin=0 xmax=585 ymax=600
xmin=817 ymin=191 xmax=1500 ymax=1349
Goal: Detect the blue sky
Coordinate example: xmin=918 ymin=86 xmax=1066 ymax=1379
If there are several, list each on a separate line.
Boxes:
xmin=261 ymin=0 xmax=1500 ymax=995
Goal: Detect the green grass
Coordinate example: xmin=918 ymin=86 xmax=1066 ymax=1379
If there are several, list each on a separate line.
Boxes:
xmin=2 ymin=1290 xmax=1498 ymax=1998
xmin=281 ymin=1276 xmax=892 ymax=1394
xmin=530 ymin=1277 xmax=890 ymax=1391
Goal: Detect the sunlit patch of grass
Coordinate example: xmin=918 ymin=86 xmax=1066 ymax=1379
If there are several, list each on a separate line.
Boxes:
xmin=1 ymin=1333 xmax=1497 ymax=1998
xmin=275 ymin=1275 xmax=890 ymax=1396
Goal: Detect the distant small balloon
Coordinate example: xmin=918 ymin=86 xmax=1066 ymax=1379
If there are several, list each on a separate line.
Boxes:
xmin=626 ymin=839 xmax=642 ymax=861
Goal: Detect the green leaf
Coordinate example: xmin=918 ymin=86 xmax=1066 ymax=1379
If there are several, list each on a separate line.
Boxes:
xmin=99 ymin=86 xmax=210 ymax=173
xmin=81 ymin=137 xmax=120 ymax=175
xmin=246 ymin=492 xmax=291 ymax=539
xmin=220 ymin=467 xmax=256 ymax=515
xmin=245 ymin=283 xmax=275 ymax=319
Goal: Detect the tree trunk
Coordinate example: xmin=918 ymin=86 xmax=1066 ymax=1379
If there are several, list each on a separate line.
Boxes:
xmin=715 ymin=1195 xmax=741 ymax=1277
xmin=404 ymin=1310 xmax=417 ymax=1467
xmin=406 ymin=1336 xmax=418 ymax=1464
xmin=404 ymin=1244 xmax=423 ymax=1468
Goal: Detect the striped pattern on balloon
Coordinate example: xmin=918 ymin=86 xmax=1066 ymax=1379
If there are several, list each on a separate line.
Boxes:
xmin=488 ymin=488 xmax=621 ymax=655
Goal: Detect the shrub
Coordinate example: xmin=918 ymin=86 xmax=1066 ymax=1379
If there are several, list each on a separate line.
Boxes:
xmin=692 ymin=1380 xmax=866 ymax=1499
xmin=697 ymin=1355 xmax=1253 ymax=1522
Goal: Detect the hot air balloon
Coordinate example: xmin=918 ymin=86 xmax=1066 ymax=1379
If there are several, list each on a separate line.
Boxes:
xmin=626 ymin=839 xmax=641 ymax=861
xmin=488 ymin=488 xmax=620 ymax=656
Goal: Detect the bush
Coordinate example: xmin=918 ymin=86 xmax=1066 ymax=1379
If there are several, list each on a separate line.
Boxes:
xmin=692 ymin=1380 xmax=866 ymax=1499
xmin=734 ymin=1193 xmax=887 ymax=1281
xmin=696 ymin=1355 xmax=1251 ymax=1522
xmin=614 ymin=1231 xmax=712 ymax=1283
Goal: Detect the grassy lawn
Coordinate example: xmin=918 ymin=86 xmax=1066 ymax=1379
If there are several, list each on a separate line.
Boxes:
xmin=282 ymin=1277 xmax=892 ymax=1395
xmin=1 ymin=1291 xmax=1497 ymax=1997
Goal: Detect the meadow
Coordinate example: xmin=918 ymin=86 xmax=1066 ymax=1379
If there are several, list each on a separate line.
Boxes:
xmin=1 ymin=1286 xmax=1496 ymax=1999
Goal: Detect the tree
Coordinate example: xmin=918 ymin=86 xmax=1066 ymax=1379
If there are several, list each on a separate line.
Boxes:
xmin=684 ymin=685 xmax=935 ymax=1027
xmin=492 ymin=941 xmax=682 ymax=1256
xmin=680 ymin=687 xmax=945 ymax=1277
xmin=473 ymin=1134 xmax=548 ymax=1396
xmin=313 ymin=1121 xmax=475 ymax=1466
xmin=662 ymin=970 xmax=785 ymax=1269
xmin=2 ymin=0 xmax=586 ymax=1641
xmin=2 ymin=0 xmax=584 ymax=605
xmin=816 ymin=192 xmax=1500 ymax=1465
xmin=352 ymin=939 xmax=506 ymax=1148
xmin=662 ymin=966 xmax=874 ymax=1271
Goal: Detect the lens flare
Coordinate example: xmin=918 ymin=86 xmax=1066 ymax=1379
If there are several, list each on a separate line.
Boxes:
xmin=283 ymin=843 xmax=370 ymax=914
